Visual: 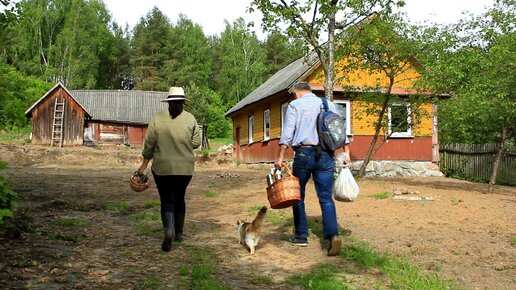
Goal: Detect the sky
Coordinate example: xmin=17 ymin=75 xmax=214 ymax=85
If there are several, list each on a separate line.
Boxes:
xmin=103 ymin=0 xmax=495 ymax=37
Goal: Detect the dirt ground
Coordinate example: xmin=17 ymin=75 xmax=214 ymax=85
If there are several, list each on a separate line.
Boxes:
xmin=0 ymin=144 xmax=514 ymax=289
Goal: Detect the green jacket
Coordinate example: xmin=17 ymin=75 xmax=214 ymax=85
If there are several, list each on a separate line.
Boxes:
xmin=142 ymin=109 xmax=201 ymax=176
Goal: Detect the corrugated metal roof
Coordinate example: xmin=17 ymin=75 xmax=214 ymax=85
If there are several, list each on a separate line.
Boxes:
xmin=224 ymin=53 xmax=318 ymax=116
xmin=71 ymin=90 xmax=168 ymax=124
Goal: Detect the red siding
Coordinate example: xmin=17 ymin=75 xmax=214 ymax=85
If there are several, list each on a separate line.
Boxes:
xmin=128 ymin=126 xmax=146 ymax=146
xmin=348 ymin=136 xmax=433 ymax=161
xmin=239 ymin=139 xmax=294 ymax=163
xmin=237 ymin=136 xmax=433 ymax=163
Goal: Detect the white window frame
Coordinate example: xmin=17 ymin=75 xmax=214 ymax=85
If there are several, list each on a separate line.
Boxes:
xmin=263 ymin=109 xmax=270 ymax=141
xmin=248 ymin=114 xmax=254 ymax=144
xmin=281 ymin=102 xmax=289 ymax=131
xmin=333 ymin=100 xmax=352 ymax=135
xmin=388 ymin=103 xmax=412 ymax=138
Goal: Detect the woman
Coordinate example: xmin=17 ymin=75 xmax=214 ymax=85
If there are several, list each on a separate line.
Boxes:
xmin=138 ymin=87 xmax=200 ymax=252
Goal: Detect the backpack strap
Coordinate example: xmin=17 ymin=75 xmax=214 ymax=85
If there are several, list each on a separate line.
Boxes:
xmin=321 ymin=98 xmax=329 ymax=112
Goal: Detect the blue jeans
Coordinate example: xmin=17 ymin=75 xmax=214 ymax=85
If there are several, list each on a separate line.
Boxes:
xmin=292 ymin=147 xmax=339 ymax=240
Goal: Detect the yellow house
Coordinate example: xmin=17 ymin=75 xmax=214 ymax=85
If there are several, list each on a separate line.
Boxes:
xmin=225 ymin=54 xmax=441 ymax=176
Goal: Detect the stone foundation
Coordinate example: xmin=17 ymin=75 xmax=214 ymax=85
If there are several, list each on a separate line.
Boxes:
xmin=245 ymin=160 xmax=443 ymax=177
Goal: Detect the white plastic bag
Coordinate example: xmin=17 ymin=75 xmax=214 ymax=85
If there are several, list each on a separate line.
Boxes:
xmin=333 ymin=167 xmax=359 ymax=202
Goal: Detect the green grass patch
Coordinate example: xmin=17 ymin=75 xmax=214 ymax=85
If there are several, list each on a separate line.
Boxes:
xmin=451 ymin=198 xmax=459 ymax=205
xmin=54 ymin=218 xmax=88 ymax=228
xmin=247 ymin=205 xmax=292 ymax=227
xmin=287 ymin=264 xmax=349 ymax=289
xmin=368 ymin=191 xmax=390 ymax=200
xmin=0 ymin=128 xmax=31 ymax=144
xmin=106 ymin=201 xmax=129 ymax=213
xmin=176 ymin=245 xmax=227 ymax=289
xmin=510 ymin=237 xmax=516 ymax=246
xmin=51 ymin=233 xmax=79 ymax=243
xmin=339 ymin=238 xmax=455 ymax=289
xmin=204 ymin=190 xmax=219 ymax=198
xmin=131 ymin=211 xmax=160 ymax=222
xmin=139 ymin=276 xmax=161 ymax=289
xmin=0 ymin=160 xmax=8 ymax=169
xmin=144 ymin=200 xmax=160 ymax=209
xmin=131 ymin=210 xmax=161 ymax=236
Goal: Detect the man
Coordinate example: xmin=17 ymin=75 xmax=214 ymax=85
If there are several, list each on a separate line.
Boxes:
xmin=274 ymin=82 xmax=350 ymax=256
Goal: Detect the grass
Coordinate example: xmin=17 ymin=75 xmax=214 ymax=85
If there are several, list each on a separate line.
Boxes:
xmin=204 ymin=190 xmax=219 ymax=197
xmin=106 ymin=201 xmax=129 ymax=213
xmin=247 ymin=205 xmax=293 ymax=227
xmin=339 ymin=237 xmax=454 ymax=289
xmin=368 ymin=191 xmax=390 ymax=200
xmin=139 ymin=276 xmax=161 ymax=289
xmin=0 ymin=160 xmax=8 ymax=169
xmin=144 ymin=200 xmax=160 ymax=209
xmin=287 ymin=264 xmax=349 ymax=289
xmin=131 ymin=211 xmax=161 ymax=236
xmin=451 ymin=198 xmax=459 ymax=205
xmin=0 ymin=128 xmax=31 ymax=144
xmin=178 ymin=245 xmax=227 ymax=289
xmin=511 ymin=237 xmax=516 ymax=246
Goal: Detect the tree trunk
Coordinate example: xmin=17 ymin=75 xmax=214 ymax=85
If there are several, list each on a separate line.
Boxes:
xmin=324 ymin=4 xmax=337 ymax=102
xmin=487 ymin=115 xmax=509 ymax=193
xmin=357 ymin=77 xmax=394 ymax=177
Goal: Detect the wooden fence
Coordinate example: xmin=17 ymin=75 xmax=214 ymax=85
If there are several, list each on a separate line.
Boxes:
xmin=439 ymin=143 xmax=516 ymax=185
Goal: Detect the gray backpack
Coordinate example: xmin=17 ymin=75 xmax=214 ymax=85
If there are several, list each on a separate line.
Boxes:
xmin=317 ymin=98 xmax=346 ymax=152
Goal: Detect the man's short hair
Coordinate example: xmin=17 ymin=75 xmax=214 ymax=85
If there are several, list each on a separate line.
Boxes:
xmin=289 ymin=82 xmax=312 ymax=93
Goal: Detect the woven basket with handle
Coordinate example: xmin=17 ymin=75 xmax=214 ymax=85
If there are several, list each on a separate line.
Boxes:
xmin=266 ymin=164 xmax=301 ymax=209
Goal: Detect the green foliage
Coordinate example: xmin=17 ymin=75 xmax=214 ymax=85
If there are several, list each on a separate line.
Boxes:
xmin=0 ymin=167 xmax=17 ymax=225
xmin=368 ymin=191 xmax=390 ymax=199
xmin=0 ymin=127 xmax=32 ymax=144
xmin=106 ymin=201 xmax=128 ymax=213
xmin=144 ymin=200 xmax=160 ymax=209
xmin=186 ymin=83 xmax=231 ymax=138
xmin=341 ymin=238 xmax=454 ymax=288
xmin=204 ymin=190 xmax=218 ymax=198
xmin=54 ymin=217 xmax=88 ymax=228
xmin=287 ymin=264 xmax=349 ymax=290
xmin=214 ymin=18 xmax=268 ymax=108
xmin=0 ymin=62 xmax=50 ymax=129
xmin=417 ymin=0 xmax=515 ymax=145
xmin=4 ymin=0 xmax=116 ymax=89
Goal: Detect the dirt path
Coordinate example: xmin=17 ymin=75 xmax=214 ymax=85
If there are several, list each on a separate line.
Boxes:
xmin=0 ymin=144 xmax=515 ymax=289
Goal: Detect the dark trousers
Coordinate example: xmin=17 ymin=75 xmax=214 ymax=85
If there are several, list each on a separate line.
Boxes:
xmin=152 ymin=173 xmax=192 ymax=216
xmin=292 ymin=147 xmax=339 ymax=240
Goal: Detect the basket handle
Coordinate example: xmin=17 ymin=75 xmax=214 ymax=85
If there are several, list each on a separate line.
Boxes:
xmin=282 ymin=163 xmax=294 ymax=177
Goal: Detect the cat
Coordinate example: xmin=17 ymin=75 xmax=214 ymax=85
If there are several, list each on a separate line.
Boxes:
xmin=237 ymin=206 xmax=267 ymax=255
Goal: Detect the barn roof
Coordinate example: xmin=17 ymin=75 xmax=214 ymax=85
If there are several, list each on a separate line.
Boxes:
xmin=25 ymin=82 xmax=169 ymax=125
xmin=224 ymin=53 xmax=318 ymax=117
xmin=71 ymin=90 xmax=168 ymax=124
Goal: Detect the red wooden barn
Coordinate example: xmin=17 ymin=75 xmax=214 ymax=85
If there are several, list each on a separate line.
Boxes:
xmin=25 ymin=82 xmax=168 ymax=146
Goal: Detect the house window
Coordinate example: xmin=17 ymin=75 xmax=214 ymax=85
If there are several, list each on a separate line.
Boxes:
xmin=334 ymin=100 xmax=351 ymax=135
xmin=248 ymin=114 xmax=254 ymax=144
xmin=281 ymin=103 xmax=289 ymax=130
xmin=388 ymin=103 xmax=412 ymax=137
xmin=263 ymin=109 xmax=270 ymax=141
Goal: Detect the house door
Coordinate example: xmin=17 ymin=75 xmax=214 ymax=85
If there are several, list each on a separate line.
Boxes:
xmin=235 ymin=127 xmax=241 ymax=161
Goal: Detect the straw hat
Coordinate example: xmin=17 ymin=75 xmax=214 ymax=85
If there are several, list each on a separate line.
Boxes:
xmin=161 ymin=87 xmax=191 ymax=103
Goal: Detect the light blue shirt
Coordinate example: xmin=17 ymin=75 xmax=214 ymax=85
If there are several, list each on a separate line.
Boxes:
xmin=279 ymin=93 xmax=345 ymax=147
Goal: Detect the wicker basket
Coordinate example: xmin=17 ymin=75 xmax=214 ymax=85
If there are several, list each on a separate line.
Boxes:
xmin=266 ymin=164 xmax=301 ymax=209
xmin=130 ymin=171 xmax=151 ymax=192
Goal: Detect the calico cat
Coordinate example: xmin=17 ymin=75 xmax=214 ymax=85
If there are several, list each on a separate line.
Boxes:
xmin=237 ymin=206 xmax=267 ymax=255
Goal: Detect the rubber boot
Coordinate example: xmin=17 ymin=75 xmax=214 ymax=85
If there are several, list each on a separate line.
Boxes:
xmin=174 ymin=212 xmax=185 ymax=242
xmin=161 ymin=211 xmax=175 ymax=252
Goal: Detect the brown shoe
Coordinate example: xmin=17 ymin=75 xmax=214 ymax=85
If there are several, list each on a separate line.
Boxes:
xmin=327 ymin=236 xmax=341 ymax=256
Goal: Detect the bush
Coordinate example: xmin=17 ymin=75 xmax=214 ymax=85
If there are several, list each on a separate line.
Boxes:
xmin=0 ymin=171 xmax=17 ymax=225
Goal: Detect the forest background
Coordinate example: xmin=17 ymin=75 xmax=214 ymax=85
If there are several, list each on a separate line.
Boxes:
xmin=0 ymin=0 xmax=514 ymax=145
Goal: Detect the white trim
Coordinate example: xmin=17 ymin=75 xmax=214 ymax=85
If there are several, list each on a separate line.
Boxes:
xmin=281 ymin=102 xmax=289 ymax=131
xmin=333 ymin=100 xmax=351 ymax=135
xmin=263 ymin=109 xmax=270 ymax=141
xmin=248 ymin=115 xmax=254 ymax=144
xmin=388 ymin=103 xmax=412 ymax=138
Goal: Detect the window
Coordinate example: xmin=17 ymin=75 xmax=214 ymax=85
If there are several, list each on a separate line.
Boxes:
xmin=248 ymin=115 xmax=254 ymax=143
xmin=333 ymin=100 xmax=351 ymax=135
xmin=263 ymin=109 xmax=270 ymax=141
xmin=281 ymin=103 xmax=289 ymax=130
xmin=388 ymin=103 xmax=412 ymax=137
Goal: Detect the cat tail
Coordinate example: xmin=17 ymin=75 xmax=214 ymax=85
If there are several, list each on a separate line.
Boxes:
xmin=251 ymin=206 xmax=268 ymax=228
